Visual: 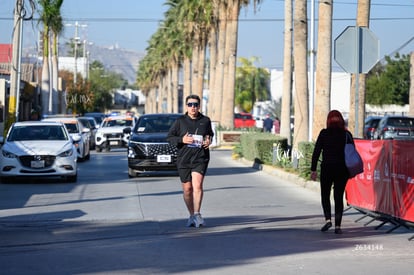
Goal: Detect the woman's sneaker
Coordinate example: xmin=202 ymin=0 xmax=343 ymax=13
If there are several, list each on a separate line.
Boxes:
xmin=193 ymin=213 xmax=205 ymax=228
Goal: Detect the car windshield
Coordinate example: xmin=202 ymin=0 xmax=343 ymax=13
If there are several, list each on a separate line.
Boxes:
xmin=102 ymin=118 xmax=133 ymax=127
xmin=388 ymin=118 xmax=414 ymax=127
xmin=64 ymin=123 xmax=79 ymax=133
xmin=8 ymin=125 xmax=68 ymax=141
xmin=135 ymin=116 xmax=177 ymax=133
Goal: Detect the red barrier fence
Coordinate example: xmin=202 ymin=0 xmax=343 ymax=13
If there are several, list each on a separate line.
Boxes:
xmin=345 ymin=139 xmax=414 ymax=223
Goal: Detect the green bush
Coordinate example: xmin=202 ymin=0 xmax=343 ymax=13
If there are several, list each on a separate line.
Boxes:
xmin=234 ymin=134 xmax=320 ymax=181
xmin=239 ymin=133 xmax=288 ymax=165
xmin=296 ymin=141 xmax=321 ymax=180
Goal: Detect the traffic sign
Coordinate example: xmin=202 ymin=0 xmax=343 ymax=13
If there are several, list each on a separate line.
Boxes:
xmin=334 ymin=26 xmax=380 ymax=74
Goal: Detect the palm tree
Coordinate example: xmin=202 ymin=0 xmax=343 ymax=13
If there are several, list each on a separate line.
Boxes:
xmin=280 ymin=0 xmax=293 ymax=145
xmin=349 ymin=0 xmax=371 ymax=137
xmin=211 ymin=0 xmax=227 ymax=123
xmin=410 ymin=52 xmax=414 ymax=116
xmin=220 ymin=0 xmax=264 ymax=128
xmin=235 ymin=56 xmax=269 ymax=112
xmin=313 ymin=0 xmax=333 ymax=140
xmin=292 ymin=0 xmax=309 ymax=150
xmin=38 ymin=0 xmax=53 ymax=116
xmin=50 ymin=0 xmax=64 ymax=114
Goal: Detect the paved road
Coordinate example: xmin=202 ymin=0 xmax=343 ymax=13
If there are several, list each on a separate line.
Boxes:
xmin=0 ymin=149 xmax=413 ymax=274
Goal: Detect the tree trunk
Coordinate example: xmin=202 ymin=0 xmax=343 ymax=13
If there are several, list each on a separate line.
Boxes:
xmin=281 ymin=0 xmax=293 ymax=146
xmin=172 ymin=61 xmax=179 ymax=113
xmin=293 ymin=0 xmax=309 ymax=151
xmin=41 ymin=29 xmax=50 ymax=116
xmin=183 ymin=56 xmax=192 ymax=109
xmin=349 ymin=0 xmax=370 ymax=137
xmin=207 ymin=24 xmax=218 ymax=118
xmin=191 ymin=45 xmax=200 ymax=97
xmin=212 ymin=1 xmax=227 ymax=123
xmin=197 ymin=42 xmax=206 ymax=102
xmin=167 ymin=68 xmax=172 ymax=113
xmin=51 ymin=33 xmax=59 ymax=114
xmin=409 ymin=52 xmax=414 ymax=116
xmin=313 ymin=0 xmax=333 ymax=140
xmin=221 ymin=0 xmax=239 ymax=128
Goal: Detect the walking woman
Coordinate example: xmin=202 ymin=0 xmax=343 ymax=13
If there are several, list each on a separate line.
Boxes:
xmin=310 ymin=110 xmax=353 ymax=234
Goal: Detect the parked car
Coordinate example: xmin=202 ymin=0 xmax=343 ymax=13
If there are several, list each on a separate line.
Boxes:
xmin=363 ymin=116 xmax=382 ymax=139
xmin=42 ymin=117 xmax=91 ymax=160
xmin=375 ymin=115 xmax=414 ymax=140
xmin=95 ymin=114 xmax=136 ymax=152
xmin=123 ymin=113 xmax=181 ymax=177
xmin=83 ymin=112 xmax=106 ymax=126
xmin=234 ymin=112 xmax=256 ymax=129
xmin=78 ymin=116 xmax=98 ymax=149
xmin=0 ymin=121 xmax=78 ymax=182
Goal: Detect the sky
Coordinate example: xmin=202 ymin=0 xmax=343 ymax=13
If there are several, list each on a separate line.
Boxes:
xmin=1 ymin=0 xmax=414 ymax=72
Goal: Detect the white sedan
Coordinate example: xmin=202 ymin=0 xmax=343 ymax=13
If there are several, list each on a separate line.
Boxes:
xmin=43 ymin=117 xmax=91 ymax=161
xmin=0 ymin=121 xmax=78 ymax=183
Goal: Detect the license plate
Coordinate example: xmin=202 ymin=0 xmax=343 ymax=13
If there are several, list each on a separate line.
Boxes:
xmin=31 ymin=160 xmax=45 ymax=168
xmin=398 ymin=132 xmax=409 ymax=136
xmin=110 ymin=141 xmax=119 ymax=145
xmin=157 ymin=155 xmax=171 ymax=163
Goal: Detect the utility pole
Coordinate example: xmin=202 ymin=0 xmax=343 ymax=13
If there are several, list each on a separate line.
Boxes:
xmin=7 ymin=0 xmax=24 ymax=132
xmin=73 ymin=21 xmax=80 ymax=86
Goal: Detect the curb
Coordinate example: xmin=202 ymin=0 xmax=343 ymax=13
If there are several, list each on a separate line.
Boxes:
xmin=238 ymin=157 xmax=321 ymax=193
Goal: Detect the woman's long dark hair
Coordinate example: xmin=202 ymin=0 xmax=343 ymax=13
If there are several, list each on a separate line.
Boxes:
xmin=326 ymin=110 xmax=345 ymax=129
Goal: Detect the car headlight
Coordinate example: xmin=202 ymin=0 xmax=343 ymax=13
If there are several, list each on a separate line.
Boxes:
xmin=58 ymin=148 xmax=74 ymax=157
xmin=2 ymin=149 xmax=18 ymax=158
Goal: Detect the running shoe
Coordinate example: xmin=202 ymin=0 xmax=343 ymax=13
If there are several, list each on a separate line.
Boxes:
xmin=193 ymin=213 xmax=205 ymax=228
xmin=186 ymin=215 xmax=195 ymax=227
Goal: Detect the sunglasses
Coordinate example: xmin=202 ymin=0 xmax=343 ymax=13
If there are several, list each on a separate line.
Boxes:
xmin=187 ymin=102 xmax=200 ymax=108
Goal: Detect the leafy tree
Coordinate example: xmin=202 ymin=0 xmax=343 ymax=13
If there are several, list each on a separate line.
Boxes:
xmin=235 ymin=56 xmax=270 ymax=112
xmin=87 ymin=61 xmax=126 ymax=112
xmin=366 ymin=53 xmax=410 ymax=105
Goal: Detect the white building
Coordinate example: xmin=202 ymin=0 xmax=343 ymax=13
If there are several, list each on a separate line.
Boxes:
xmin=270 ymin=69 xmax=351 ymax=115
xmin=59 ymin=57 xmax=88 ymax=79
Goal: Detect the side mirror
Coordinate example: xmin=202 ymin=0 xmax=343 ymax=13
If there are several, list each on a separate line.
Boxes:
xmin=71 ymin=135 xmax=81 ymax=143
xmin=123 ymin=127 xmax=132 ymax=134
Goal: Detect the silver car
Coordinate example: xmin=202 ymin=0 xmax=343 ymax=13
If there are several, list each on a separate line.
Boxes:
xmin=43 ymin=117 xmax=91 ymax=160
xmin=0 ymin=121 xmax=78 ymax=182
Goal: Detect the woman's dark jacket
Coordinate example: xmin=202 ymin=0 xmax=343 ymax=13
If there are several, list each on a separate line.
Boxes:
xmin=167 ymin=113 xmax=214 ymax=169
xmin=311 ymin=128 xmax=354 ymax=171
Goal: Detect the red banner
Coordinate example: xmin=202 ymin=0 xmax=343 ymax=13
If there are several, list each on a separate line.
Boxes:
xmin=346 ymin=140 xmax=414 ymax=222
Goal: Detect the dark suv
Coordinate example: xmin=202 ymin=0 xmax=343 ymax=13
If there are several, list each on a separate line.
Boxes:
xmin=375 ymin=115 xmax=414 ymax=140
xmin=123 ymin=113 xmax=182 ymax=177
xmin=363 ymin=116 xmax=382 ymax=140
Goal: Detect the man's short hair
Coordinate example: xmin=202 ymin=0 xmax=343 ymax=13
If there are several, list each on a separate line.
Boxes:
xmin=186 ymin=94 xmax=200 ymax=103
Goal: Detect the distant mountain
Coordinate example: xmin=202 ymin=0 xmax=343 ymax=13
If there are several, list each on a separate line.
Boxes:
xmin=21 ymin=43 xmax=144 ymax=84
xmin=59 ymin=43 xmax=145 ymax=85
xmin=87 ymin=44 xmax=144 ymax=84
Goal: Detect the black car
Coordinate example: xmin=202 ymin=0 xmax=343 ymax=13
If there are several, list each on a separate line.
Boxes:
xmin=363 ymin=116 xmax=382 ymax=139
xmin=124 ymin=113 xmax=182 ymax=177
xmin=375 ymin=115 xmax=414 ymax=140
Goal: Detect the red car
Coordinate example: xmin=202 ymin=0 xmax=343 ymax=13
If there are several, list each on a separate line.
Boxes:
xmin=234 ymin=113 xmax=256 ymax=128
